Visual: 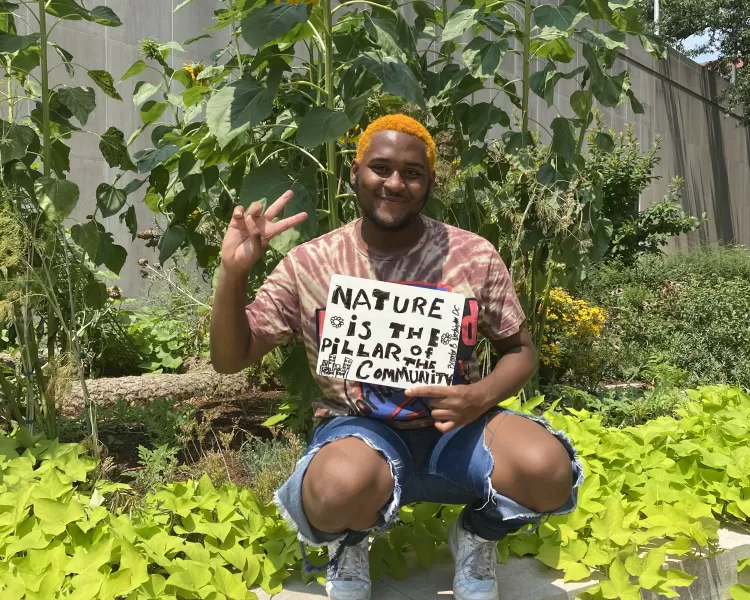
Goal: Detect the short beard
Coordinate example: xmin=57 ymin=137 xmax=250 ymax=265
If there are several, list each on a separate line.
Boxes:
xmin=354 ymin=176 xmax=431 ymax=232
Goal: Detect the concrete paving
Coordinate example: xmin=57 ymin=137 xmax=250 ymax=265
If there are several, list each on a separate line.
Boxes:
xmin=253 ymin=527 xmax=750 ymax=600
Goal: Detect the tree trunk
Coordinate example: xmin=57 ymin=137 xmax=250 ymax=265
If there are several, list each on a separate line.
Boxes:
xmin=62 ymin=370 xmax=282 ymax=417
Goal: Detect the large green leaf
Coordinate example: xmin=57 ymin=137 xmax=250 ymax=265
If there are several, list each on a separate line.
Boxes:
xmin=455 ymin=102 xmax=509 ymax=142
xmin=70 ymin=219 xmax=100 ymax=260
xmin=159 ymin=225 xmax=187 ymax=263
xmin=570 ymin=89 xmax=592 ymax=119
xmin=581 ymin=28 xmax=627 ymax=50
xmin=531 ymin=36 xmax=576 ymax=63
xmin=582 ymin=43 xmax=631 ymax=107
xmin=0 ymin=120 xmax=36 ymax=163
xmin=96 ymin=184 xmax=127 ymax=218
xmin=50 ymin=139 xmax=71 ymax=177
xmin=442 ymin=7 xmax=478 ymax=42
xmin=96 ymin=231 xmax=127 ymax=273
xmin=140 ymin=101 xmax=168 ymax=125
xmin=35 ymin=177 xmax=79 ymax=221
xmin=0 ymin=31 xmax=39 ymax=53
xmin=533 ymin=1 xmax=586 ymax=32
xmin=239 ymin=162 xmax=294 ymax=209
xmin=133 ymin=81 xmax=161 ymax=107
xmin=206 ymin=76 xmax=273 ymax=148
xmin=296 ymin=107 xmax=352 ymax=148
xmin=46 ymin=0 xmax=121 ymax=25
xmin=462 ymin=37 xmax=508 ymax=79
xmin=57 ymin=86 xmax=96 ymax=126
xmin=354 ymin=51 xmax=424 ymax=108
xmin=120 ymin=59 xmax=147 ymax=82
xmin=133 ymin=145 xmax=179 ymax=174
xmin=278 ymin=341 xmax=322 ymax=406
xmin=87 ymin=69 xmax=122 ymax=100
xmin=241 ymin=1 xmax=308 ymax=49
xmin=551 ymin=117 xmax=577 ymax=163
xmin=51 ymin=42 xmax=74 ymax=77
xmin=530 ymin=63 xmax=586 ymax=106
xmin=99 ymin=126 xmax=136 ymax=171
xmin=88 ymin=5 xmax=121 ymax=26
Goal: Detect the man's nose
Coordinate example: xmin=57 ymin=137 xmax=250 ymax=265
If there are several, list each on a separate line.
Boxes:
xmin=383 ymin=171 xmax=405 ymax=193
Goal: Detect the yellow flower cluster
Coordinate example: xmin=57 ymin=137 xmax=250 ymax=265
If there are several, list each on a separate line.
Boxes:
xmin=183 ymin=63 xmax=207 ymax=87
xmin=540 ymin=287 xmax=606 ymax=367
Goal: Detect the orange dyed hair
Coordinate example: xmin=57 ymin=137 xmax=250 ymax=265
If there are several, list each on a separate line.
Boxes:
xmin=356 ymin=114 xmax=436 ymax=171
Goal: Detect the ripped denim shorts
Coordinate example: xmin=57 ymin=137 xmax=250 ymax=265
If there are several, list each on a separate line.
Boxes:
xmin=274 ymin=408 xmax=584 ymax=549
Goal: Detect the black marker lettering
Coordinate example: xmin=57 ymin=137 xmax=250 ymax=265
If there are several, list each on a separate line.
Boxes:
xmin=386 ymin=343 xmax=401 ymax=361
xmin=389 ymin=322 xmax=405 ymax=339
xmin=372 ymin=289 xmax=390 ymax=310
xmin=407 ymin=327 xmax=423 ymax=340
xmin=356 ymin=360 xmax=373 ymax=379
xmin=332 ymin=286 xmax=352 ymax=308
xmin=412 ymin=297 xmax=427 ymax=315
xmin=353 ymin=289 xmax=372 ymax=310
xmin=428 ymin=297 xmax=444 ymax=319
xmin=360 ymin=321 xmax=372 ymax=340
xmin=393 ymin=296 xmax=409 ymax=313
xmin=429 ymin=328 xmax=440 ymax=347
xmin=347 ymin=315 xmax=358 ymax=337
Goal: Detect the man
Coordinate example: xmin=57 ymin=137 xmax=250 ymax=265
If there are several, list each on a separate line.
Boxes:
xmin=211 ymin=114 xmax=583 ymax=600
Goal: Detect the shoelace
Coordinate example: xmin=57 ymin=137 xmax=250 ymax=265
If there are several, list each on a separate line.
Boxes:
xmin=331 ymin=543 xmax=366 ymax=581
xmin=467 ymin=541 xmax=496 ymax=580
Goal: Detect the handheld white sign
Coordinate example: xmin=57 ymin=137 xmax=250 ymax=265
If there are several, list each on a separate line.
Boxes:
xmin=316 ymin=275 xmax=465 ymax=389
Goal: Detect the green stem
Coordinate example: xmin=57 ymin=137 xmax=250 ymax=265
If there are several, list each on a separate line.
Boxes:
xmin=322 ymin=0 xmax=339 ymax=231
xmin=330 ymin=0 xmax=396 ymax=14
xmin=39 ymin=0 xmax=98 ymax=455
xmin=38 ymin=0 xmax=51 ymax=178
xmin=521 ymin=0 xmax=532 ymax=137
xmin=6 ymin=70 xmax=13 ymax=123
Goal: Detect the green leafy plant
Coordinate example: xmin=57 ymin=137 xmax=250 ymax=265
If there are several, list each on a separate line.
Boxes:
xmin=238 ymin=429 xmax=305 ymax=504
xmin=0 ymin=0 xmax=134 ymax=453
xmin=585 ymin=119 xmax=704 ymax=265
xmin=3 ymin=385 xmax=750 ymax=598
xmin=128 ymin=443 xmax=179 ymax=495
xmin=582 ymin=246 xmax=750 ymax=387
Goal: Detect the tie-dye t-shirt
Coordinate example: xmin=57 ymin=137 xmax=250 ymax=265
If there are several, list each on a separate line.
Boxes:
xmin=245 ymin=216 xmax=526 ymax=427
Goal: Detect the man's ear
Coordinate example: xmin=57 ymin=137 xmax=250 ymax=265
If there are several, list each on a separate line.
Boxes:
xmin=350 ymin=160 xmax=359 ymax=188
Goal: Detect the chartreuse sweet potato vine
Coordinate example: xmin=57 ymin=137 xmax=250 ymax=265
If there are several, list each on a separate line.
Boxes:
xmin=1 ymin=385 xmax=749 ymax=599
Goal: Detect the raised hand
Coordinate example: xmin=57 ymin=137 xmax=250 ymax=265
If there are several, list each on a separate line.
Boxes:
xmin=220 ymin=190 xmax=308 ymax=275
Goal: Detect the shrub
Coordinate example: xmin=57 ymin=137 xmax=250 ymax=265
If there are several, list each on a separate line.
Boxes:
xmin=581 ymin=246 xmax=750 ymax=387
xmin=540 ymin=288 xmax=612 ymax=390
xmin=585 ymin=119 xmax=703 ymax=265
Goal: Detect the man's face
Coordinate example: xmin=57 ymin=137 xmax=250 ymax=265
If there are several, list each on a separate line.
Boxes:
xmin=351 ymin=130 xmax=434 ymax=231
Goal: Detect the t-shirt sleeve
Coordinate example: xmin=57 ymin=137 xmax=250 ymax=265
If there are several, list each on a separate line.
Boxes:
xmin=245 ymin=255 xmax=300 ymax=347
xmin=479 ymin=250 xmax=526 ymax=340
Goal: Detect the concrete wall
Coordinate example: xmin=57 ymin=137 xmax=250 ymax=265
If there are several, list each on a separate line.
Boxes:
xmin=8 ymin=2 xmax=748 ymax=295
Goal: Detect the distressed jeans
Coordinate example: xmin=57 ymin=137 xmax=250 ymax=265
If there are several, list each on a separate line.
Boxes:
xmin=275 ymin=408 xmax=584 ymax=563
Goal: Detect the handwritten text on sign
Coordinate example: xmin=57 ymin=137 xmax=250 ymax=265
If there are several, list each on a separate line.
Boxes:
xmin=316 ymin=275 xmax=466 ymax=389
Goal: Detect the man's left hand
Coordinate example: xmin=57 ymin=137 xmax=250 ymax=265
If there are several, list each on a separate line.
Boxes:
xmin=405 ymin=384 xmax=492 ymax=433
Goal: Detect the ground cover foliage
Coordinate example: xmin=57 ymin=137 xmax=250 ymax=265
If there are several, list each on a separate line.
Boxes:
xmin=2 ymin=385 xmax=750 ymax=599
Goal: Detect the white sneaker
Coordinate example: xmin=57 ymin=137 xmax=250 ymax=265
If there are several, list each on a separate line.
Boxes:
xmin=325 ymin=537 xmax=371 ymax=600
xmin=448 ymin=519 xmax=500 ymax=600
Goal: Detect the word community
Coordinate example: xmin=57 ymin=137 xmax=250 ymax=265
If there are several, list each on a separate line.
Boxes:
xmin=316 ymin=275 xmax=466 ymax=389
